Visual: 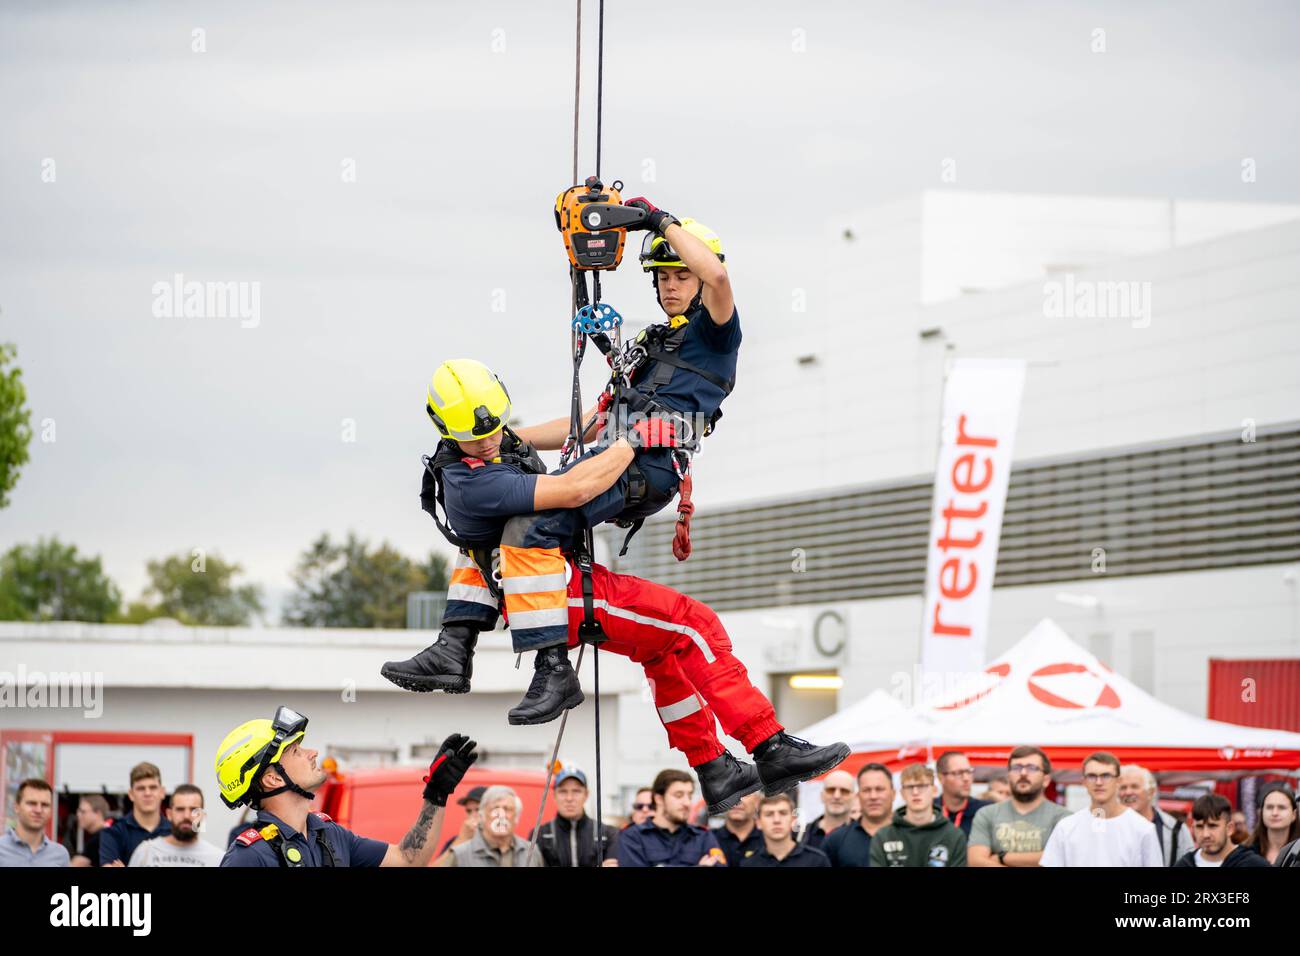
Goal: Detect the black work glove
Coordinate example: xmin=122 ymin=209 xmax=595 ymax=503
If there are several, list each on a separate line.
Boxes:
xmin=623 ymin=196 xmax=678 ymax=235
xmin=421 ymin=733 xmax=479 ymax=806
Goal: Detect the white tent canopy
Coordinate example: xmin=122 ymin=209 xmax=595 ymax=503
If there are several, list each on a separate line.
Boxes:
xmin=796 ymin=618 xmax=1300 ymax=770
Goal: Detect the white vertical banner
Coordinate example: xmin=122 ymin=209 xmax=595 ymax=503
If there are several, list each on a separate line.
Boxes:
xmin=920 ymin=358 xmax=1026 ymax=679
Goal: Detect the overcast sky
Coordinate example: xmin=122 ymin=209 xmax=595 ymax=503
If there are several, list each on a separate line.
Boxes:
xmin=3 ymin=0 xmax=1298 ymax=618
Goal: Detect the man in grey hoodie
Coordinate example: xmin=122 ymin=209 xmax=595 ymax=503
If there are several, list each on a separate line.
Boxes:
xmin=870 ymin=764 xmax=966 ymax=867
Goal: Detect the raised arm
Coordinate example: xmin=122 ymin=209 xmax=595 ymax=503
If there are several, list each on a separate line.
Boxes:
xmin=624 ymin=196 xmax=733 ymax=325
xmin=382 ymin=734 xmax=476 ymax=867
xmin=660 ymin=220 xmax=732 ymax=325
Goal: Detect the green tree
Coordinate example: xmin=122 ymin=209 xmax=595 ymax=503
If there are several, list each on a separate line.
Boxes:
xmin=0 ymin=343 xmax=33 ymax=509
xmin=283 ymin=533 xmax=443 ymax=628
xmin=0 ymin=538 xmax=121 ymax=622
xmin=135 ymin=551 xmax=264 ymax=626
xmin=422 ymin=551 xmax=451 ymax=594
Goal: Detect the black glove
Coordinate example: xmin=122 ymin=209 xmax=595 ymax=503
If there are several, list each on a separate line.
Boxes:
xmin=421 ymin=733 xmax=479 ymax=806
xmin=623 ymin=197 xmax=678 ymax=235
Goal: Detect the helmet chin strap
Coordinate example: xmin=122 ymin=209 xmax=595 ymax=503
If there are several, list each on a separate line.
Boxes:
xmin=254 ymin=762 xmax=319 ymax=805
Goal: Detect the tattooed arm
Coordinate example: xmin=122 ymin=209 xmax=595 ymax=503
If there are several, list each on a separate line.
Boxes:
xmin=380 ymin=800 xmax=446 ymax=868
xmin=381 ymin=732 xmax=475 ymax=866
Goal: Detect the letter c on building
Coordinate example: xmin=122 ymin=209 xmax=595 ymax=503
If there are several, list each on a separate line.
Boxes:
xmin=813 ymin=610 xmax=846 ymax=658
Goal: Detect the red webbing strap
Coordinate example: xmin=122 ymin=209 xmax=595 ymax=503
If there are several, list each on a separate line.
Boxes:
xmin=672 ymin=473 xmax=695 ymax=561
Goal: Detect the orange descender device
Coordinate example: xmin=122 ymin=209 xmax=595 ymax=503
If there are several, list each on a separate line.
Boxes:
xmin=554 ymin=176 xmax=646 ymax=271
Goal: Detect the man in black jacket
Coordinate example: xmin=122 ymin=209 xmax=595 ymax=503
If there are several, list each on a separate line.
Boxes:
xmin=1174 ymin=794 xmax=1270 ymax=868
xmin=537 ymin=767 xmax=619 ymax=867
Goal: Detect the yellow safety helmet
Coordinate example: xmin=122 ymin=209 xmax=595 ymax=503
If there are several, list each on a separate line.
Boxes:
xmin=426 ymin=359 xmax=512 ymax=441
xmin=639 ymin=218 xmax=726 ymax=272
xmin=214 ymin=706 xmax=309 ymax=809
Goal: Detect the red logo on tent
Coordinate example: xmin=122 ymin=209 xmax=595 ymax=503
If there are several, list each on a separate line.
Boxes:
xmin=1027 ymin=662 xmax=1120 ymax=709
xmin=936 ymin=663 xmax=1012 ymax=710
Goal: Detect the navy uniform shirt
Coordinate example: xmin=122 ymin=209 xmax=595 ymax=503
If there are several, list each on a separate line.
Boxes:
xmin=617 ymin=820 xmax=723 ymax=868
xmin=629 ymin=304 xmax=740 ymax=497
xmin=630 ymin=304 xmax=740 ymax=424
xmin=219 ymin=810 xmax=387 ymax=868
xmin=440 ymin=459 xmax=540 ymax=543
xmin=713 ymin=824 xmax=764 ymax=868
xmin=99 ymin=812 xmax=171 ymax=866
xmin=822 ymin=820 xmax=874 ymax=867
xmin=800 ymin=815 xmax=844 ymax=852
xmin=740 ymin=842 xmax=832 ymax=868
xmin=936 ymin=796 xmax=989 ymax=838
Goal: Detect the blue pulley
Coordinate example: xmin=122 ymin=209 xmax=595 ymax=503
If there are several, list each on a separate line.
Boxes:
xmin=571 ymin=303 xmax=623 ymax=334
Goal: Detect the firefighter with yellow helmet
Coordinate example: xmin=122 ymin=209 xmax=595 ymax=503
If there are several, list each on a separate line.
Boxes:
xmin=216 ymin=706 xmax=478 ymax=867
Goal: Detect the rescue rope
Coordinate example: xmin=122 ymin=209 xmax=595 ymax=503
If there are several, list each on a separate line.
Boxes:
xmin=526 ymin=0 xmax=611 ymax=865
xmin=590 ymin=0 xmax=608 ymax=866
xmin=526 ymin=641 xmax=586 ymax=858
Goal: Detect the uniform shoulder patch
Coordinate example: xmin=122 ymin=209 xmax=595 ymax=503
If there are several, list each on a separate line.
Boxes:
xmin=312 ymin=811 xmax=333 ymax=823
xmin=235 ymin=827 xmax=263 ymax=847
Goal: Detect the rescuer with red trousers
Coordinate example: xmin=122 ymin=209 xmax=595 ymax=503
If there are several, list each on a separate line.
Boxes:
xmin=381 ymin=359 xmax=850 ymax=813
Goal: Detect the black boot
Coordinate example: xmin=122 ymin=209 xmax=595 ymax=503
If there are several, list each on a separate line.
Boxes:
xmin=753 ymin=732 xmax=851 ymax=797
xmin=693 ymin=751 xmax=763 ymax=815
xmin=380 ymin=624 xmax=478 ymax=694
xmin=506 ymin=645 xmax=585 ymax=726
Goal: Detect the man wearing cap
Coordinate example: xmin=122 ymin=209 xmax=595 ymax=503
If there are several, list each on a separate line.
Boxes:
xmin=436 ymin=785 xmax=487 ymax=861
xmin=536 ymin=766 xmax=620 ymax=867
xmin=216 ymin=706 xmax=478 ymax=867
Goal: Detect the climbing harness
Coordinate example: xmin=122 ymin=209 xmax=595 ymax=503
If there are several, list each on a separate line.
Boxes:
xmin=420 ymin=428 xmax=547 ymax=598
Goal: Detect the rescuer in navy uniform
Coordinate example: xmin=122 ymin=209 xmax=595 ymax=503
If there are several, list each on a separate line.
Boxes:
xmin=215 ymin=706 xmax=476 ymax=867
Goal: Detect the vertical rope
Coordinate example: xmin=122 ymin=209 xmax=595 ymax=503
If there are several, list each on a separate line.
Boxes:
xmin=527 ymin=0 xmax=587 ymax=862
xmin=595 ymin=0 xmax=605 ymax=178
xmin=571 ymin=0 xmax=581 ymax=184
xmin=526 ymin=643 xmax=586 ymax=859
xmin=531 ymin=0 xmax=613 ymax=866
xmin=589 ymin=0 xmax=608 ymax=864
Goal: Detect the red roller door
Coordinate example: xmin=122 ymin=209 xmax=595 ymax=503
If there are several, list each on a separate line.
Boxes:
xmin=1208 ymin=659 xmax=1300 ymax=733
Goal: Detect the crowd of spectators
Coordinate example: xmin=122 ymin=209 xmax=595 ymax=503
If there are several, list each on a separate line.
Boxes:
xmin=6 ymin=747 xmax=1298 ymax=868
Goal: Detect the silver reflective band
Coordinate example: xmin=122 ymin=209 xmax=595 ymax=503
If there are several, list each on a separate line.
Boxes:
xmin=502 ymin=573 xmax=568 ymax=595
xmin=217 ymin=734 xmax=254 ymax=767
xmin=506 ymin=607 xmax=569 ymax=630
xmin=566 ymin=598 xmax=717 ymax=663
xmin=657 ymin=695 xmax=702 ymax=723
xmin=448 ymin=583 xmax=497 ymax=606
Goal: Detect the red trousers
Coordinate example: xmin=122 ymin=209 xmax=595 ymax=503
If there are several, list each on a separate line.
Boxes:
xmin=564 ymin=561 xmax=782 ymax=766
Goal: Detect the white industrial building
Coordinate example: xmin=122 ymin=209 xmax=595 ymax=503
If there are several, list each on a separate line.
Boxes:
xmin=4 ymin=190 xmax=1299 ymax=834
xmin=613 ymin=189 xmax=1300 ymax=735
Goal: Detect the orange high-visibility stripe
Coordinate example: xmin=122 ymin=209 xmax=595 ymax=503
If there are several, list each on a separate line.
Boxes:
xmin=504 ymin=590 xmax=569 ymax=614
xmin=500 ymin=545 xmax=565 ymax=578
xmin=451 ymin=565 xmax=488 ymax=587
